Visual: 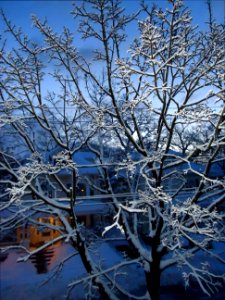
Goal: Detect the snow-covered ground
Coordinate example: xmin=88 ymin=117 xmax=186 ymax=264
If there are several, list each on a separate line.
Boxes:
xmin=0 ymin=240 xmax=145 ymax=300
xmin=1 ymin=239 xmax=225 ymax=299
xmin=1 ymin=243 xmax=85 ymax=300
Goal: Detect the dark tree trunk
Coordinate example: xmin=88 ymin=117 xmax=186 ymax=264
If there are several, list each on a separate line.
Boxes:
xmin=68 ymin=172 xmax=113 ymax=300
xmin=145 ymin=254 xmax=161 ymax=300
xmin=75 ymin=232 xmax=113 ymax=300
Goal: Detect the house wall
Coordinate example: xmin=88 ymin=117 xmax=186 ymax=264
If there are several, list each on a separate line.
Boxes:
xmin=49 ymin=174 xmax=99 ymax=199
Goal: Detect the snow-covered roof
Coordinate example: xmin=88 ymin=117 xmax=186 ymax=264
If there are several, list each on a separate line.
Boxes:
xmin=164 ymin=160 xmax=225 ymax=178
xmin=0 ymin=198 xmax=111 ymax=220
xmin=73 ymin=151 xmax=99 ymax=175
xmin=207 ymin=162 xmax=225 ymax=178
xmin=55 ymin=151 xmax=99 ymax=176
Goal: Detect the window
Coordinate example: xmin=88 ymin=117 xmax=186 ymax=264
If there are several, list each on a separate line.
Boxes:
xmin=76 ymin=183 xmax=86 ymax=196
xmin=77 ymin=216 xmax=87 ymax=225
xmin=42 ymin=231 xmax=51 ymax=237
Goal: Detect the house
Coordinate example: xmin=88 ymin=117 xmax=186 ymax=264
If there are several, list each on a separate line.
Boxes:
xmin=51 ymin=150 xmax=100 ymax=198
xmin=1 ymin=132 xmax=224 ymax=232
xmin=162 ymin=155 xmax=225 ymax=191
xmin=40 ymin=148 xmax=112 ymax=229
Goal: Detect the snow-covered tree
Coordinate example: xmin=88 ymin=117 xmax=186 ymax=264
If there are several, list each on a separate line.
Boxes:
xmin=1 ymin=1 xmax=225 ymax=299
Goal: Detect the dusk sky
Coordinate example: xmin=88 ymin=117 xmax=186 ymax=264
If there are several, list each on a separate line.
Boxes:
xmin=1 ymin=0 xmax=224 ymax=51
xmin=0 ymin=0 xmax=224 ymax=99
xmin=1 ymin=0 xmax=224 ymax=26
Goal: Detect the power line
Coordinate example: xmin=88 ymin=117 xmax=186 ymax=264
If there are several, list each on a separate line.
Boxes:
xmin=1 ymin=186 xmax=218 ymax=209
xmin=0 ymin=104 xmax=223 ymax=112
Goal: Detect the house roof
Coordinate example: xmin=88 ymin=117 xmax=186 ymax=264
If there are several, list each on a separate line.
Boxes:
xmin=8 ymin=139 xmax=224 ymax=179
xmin=164 ymin=158 xmax=225 ymax=178
xmin=56 ymin=151 xmax=99 ymax=176
xmin=73 ymin=151 xmax=99 ymax=175
xmin=0 ymin=198 xmax=111 ymax=221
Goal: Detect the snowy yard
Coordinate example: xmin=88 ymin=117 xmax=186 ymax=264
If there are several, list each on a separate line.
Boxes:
xmin=1 ymin=239 xmax=144 ymax=300
xmin=1 ymin=238 xmax=225 ymax=300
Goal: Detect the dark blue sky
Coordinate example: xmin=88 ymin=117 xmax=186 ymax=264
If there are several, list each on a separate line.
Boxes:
xmin=1 ymin=1 xmax=224 ymax=60
xmin=1 ymin=0 xmax=224 ymax=97
xmin=1 ymin=1 xmax=224 ymax=35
